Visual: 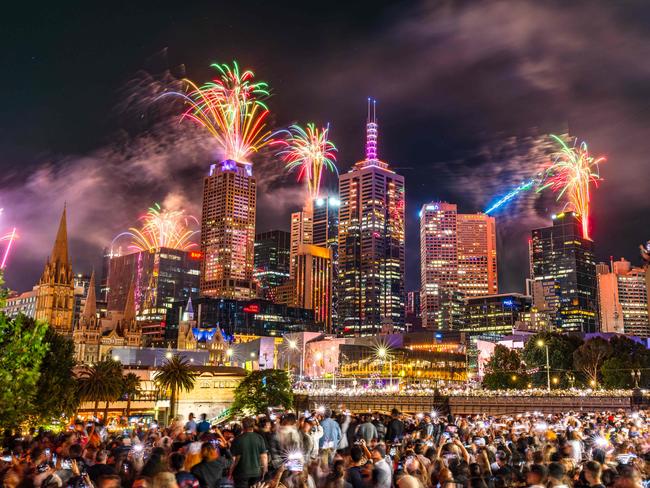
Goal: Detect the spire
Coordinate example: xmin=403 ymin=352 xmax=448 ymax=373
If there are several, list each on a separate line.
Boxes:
xmin=123 ymin=280 xmax=136 ymax=323
xmin=82 ymin=270 xmax=97 ymax=320
xmin=365 ymin=98 xmax=378 ymax=161
xmin=50 ymin=204 xmax=69 ymax=266
xmin=183 ymin=296 xmax=195 ymax=321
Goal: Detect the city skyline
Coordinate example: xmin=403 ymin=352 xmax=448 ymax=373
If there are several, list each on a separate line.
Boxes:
xmin=2 ymin=1 xmax=650 ymax=295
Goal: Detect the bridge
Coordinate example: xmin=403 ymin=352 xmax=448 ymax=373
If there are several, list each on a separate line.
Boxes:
xmin=302 ymin=393 xmax=638 ymax=415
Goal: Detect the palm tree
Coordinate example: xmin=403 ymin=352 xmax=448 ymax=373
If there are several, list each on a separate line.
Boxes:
xmin=121 ymin=373 xmax=141 ymax=418
xmin=153 ymin=355 xmax=196 ymax=422
xmin=77 ymin=359 xmax=123 ymax=421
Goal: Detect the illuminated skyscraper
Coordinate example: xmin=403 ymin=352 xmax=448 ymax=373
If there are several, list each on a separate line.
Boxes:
xmin=420 ymin=203 xmax=498 ymax=329
xmin=338 ymin=99 xmax=405 ymax=335
xmin=289 ymin=208 xmax=313 ymax=278
xmin=200 ymin=160 xmax=256 ymax=299
xmin=597 ymin=258 xmax=649 ymax=337
xmin=531 ymin=212 xmax=597 ymax=332
xmin=419 ymin=203 xmax=458 ymax=329
xmin=312 ymin=195 xmax=340 ymax=326
xmin=295 ymin=244 xmax=333 ymax=332
xmin=457 ymin=214 xmax=498 ymax=297
xmin=254 ymin=230 xmax=291 ymax=297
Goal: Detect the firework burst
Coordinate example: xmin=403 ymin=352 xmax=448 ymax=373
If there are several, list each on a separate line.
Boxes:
xmin=112 ymin=203 xmax=199 ymax=253
xmin=538 ymin=135 xmax=604 ymax=239
xmin=275 ymin=123 xmax=338 ymax=200
xmin=161 ymin=61 xmax=273 ymax=163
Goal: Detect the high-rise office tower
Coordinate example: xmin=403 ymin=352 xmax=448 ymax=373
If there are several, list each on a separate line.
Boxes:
xmin=106 ymin=248 xmax=201 ymax=343
xmin=200 ymin=160 xmax=257 ymax=299
xmin=457 ymin=214 xmax=498 ymax=297
xmin=312 ymin=195 xmax=340 ymax=326
xmin=254 ymin=230 xmax=291 ymax=297
xmin=295 ymin=243 xmax=333 ymax=332
xmin=338 ymin=99 xmax=405 ymax=334
xmin=419 ymin=203 xmax=497 ymax=329
xmin=597 ymin=258 xmax=649 ymax=337
xmin=531 ymin=212 xmax=597 ymax=332
xmin=35 ymin=206 xmax=75 ymax=334
xmin=420 ymin=203 xmax=458 ymax=329
xmin=289 ymin=208 xmax=313 ymax=278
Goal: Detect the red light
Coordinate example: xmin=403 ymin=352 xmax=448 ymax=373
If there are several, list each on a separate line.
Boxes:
xmin=243 ymin=304 xmax=260 ymax=314
xmin=189 ymin=251 xmax=202 ymax=260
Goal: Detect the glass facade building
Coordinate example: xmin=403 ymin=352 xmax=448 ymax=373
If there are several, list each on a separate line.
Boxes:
xmin=531 ymin=212 xmax=597 ymax=332
xmin=254 ymin=230 xmax=291 ymax=297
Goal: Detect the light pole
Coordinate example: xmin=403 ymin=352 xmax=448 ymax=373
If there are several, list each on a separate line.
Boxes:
xmin=287 ymin=339 xmax=303 ymax=382
xmin=377 ymin=347 xmax=393 ymax=389
xmin=537 ymin=339 xmax=551 ymax=393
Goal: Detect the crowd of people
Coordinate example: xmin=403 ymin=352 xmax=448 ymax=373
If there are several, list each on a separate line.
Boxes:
xmin=2 ymin=408 xmax=649 ymax=488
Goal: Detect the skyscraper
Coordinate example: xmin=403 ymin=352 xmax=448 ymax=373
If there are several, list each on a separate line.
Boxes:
xmin=200 ymin=160 xmax=257 ymax=299
xmin=254 ymin=230 xmax=291 ymax=297
xmin=35 ymin=206 xmax=75 ymax=334
xmin=419 ymin=203 xmax=497 ymax=329
xmin=312 ymin=195 xmax=340 ymax=326
xmin=531 ymin=212 xmax=597 ymax=332
xmin=338 ymin=99 xmax=405 ymax=335
xmin=457 ymin=214 xmax=498 ymax=297
xmin=106 ymin=247 xmax=201 ymax=343
xmin=420 ymin=203 xmax=458 ymax=329
xmin=289 ymin=208 xmax=313 ymax=278
xmin=597 ymin=258 xmax=649 ymax=337
xmin=295 ymin=243 xmax=333 ymax=332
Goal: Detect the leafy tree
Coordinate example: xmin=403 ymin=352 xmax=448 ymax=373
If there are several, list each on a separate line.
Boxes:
xmin=77 ymin=359 xmax=123 ymax=421
xmin=122 ymin=373 xmax=141 ymax=418
xmin=482 ymin=345 xmax=528 ymax=390
xmin=232 ymin=369 xmax=293 ymax=415
xmin=154 ymin=355 xmax=197 ymax=421
xmin=30 ymin=327 xmax=79 ymax=423
xmin=600 ymin=336 xmax=650 ymax=389
xmin=522 ymin=332 xmax=582 ymax=388
xmin=0 ymin=314 xmax=48 ymax=428
xmin=573 ymin=337 xmax=612 ymax=386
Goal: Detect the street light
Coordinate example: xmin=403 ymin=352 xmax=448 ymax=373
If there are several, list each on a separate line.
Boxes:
xmin=165 ymin=351 xmax=173 ymax=359
xmin=537 ymin=339 xmax=551 ymax=393
xmin=376 ymin=346 xmax=393 ymax=389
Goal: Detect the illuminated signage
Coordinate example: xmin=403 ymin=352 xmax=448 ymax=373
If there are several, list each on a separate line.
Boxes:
xmin=189 ymin=251 xmax=202 ymax=260
xmin=243 ymin=303 xmax=260 ymax=314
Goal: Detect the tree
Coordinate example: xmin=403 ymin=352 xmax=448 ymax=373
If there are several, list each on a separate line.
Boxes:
xmin=122 ymin=373 xmax=141 ymax=418
xmin=154 ymin=355 xmax=196 ymax=421
xmin=573 ymin=337 xmax=612 ymax=386
xmin=522 ymin=332 xmax=582 ymax=388
xmin=600 ymin=336 xmax=650 ymax=389
xmin=232 ymin=369 xmax=293 ymax=414
xmin=481 ymin=345 xmax=528 ymax=390
xmin=0 ymin=314 xmax=49 ymax=428
xmin=30 ymin=326 xmax=79 ymax=423
xmin=77 ymin=359 xmax=123 ymax=421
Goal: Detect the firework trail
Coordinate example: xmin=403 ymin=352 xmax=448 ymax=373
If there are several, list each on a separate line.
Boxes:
xmin=0 ymin=209 xmax=18 ymax=269
xmin=484 ymin=177 xmax=538 ymax=215
xmin=112 ymin=203 xmax=199 ymax=253
xmin=275 ymin=123 xmax=338 ymax=200
xmin=538 ymin=134 xmax=604 ymax=239
xmin=160 ymin=61 xmax=273 ymax=163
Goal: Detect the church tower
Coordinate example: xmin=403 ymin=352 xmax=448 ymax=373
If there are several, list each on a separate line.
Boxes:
xmin=35 ymin=206 xmax=75 ymax=334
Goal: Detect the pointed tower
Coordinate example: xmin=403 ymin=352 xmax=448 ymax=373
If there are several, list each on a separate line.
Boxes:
xmin=35 ymin=205 xmax=75 ymax=334
xmin=337 ymin=99 xmax=405 ymax=335
xmin=82 ymin=270 xmax=97 ymax=324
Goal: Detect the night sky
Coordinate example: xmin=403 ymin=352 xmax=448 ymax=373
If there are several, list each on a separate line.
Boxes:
xmin=1 ymin=0 xmax=649 ymax=293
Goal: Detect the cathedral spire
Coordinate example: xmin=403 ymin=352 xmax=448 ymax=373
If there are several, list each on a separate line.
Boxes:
xmin=82 ymin=270 xmax=97 ymax=320
xmin=50 ymin=204 xmax=69 ymax=267
xmin=123 ymin=280 xmax=136 ymax=323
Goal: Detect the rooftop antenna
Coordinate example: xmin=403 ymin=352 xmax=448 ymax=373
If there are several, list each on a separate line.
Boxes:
xmin=365 ymin=97 xmax=378 ymax=161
